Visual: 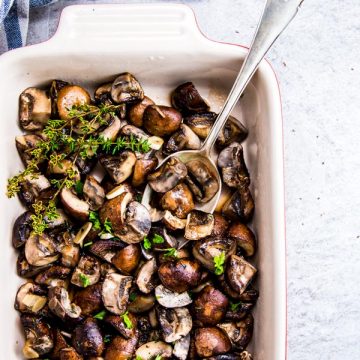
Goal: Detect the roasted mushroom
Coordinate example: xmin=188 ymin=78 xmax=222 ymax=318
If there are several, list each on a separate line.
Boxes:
xmin=132 ymin=157 xmax=158 ymax=187
xmin=16 ymin=134 xmax=44 ymax=166
xmin=102 ymin=273 xmax=132 ymax=315
xmin=99 ymin=116 xmax=122 ymax=141
xmin=173 ymin=334 xmax=191 ymax=360
xmin=21 ymin=314 xmax=53 ymax=359
xmin=184 ymin=210 xmax=214 ymax=240
xmin=48 ymin=286 xmax=82 ymax=320
xmin=19 ymin=174 xmax=51 ymax=208
xmin=49 ymin=79 xmax=69 ymax=116
xmin=59 ymin=347 xmax=84 ymax=360
xmin=89 ymin=239 xmax=125 ymax=263
xmin=194 ymin=327 xmax=231 ymax=357
xmin=155 ymin=285 xmax=192 ymax=308
xmin=25 ymin=232 xmax=59 ymax=266
xmin=104 ymin=336 xmax=138 ymax=360
xmin=193 ymin=285 xmax=228 ymax=326
xmin=60 ymin=187 xmax=90 ymax=221
xmin=35 ymin=265 xmax=71 ymax=287
xmin=228 ymin=222 xmax=256 ymax=257
xmin=105 ymin=312 xmax=137 ymax=339
xmin=100 ymin=151 xmax=137 ymax=185
xmin=12 ymin=211 xmax=32 ymax=249
xmin=71 ymin=255 xmax=101 ymax=288
xmin=128 ymin=96 xmax=155 ymax=127
xmin=57 ymin=85 xmax=91 ymax=120
xmin=163 ymin=124 xmax=201 ymax=154
xmin=162 ymin=210 xmax=187 ymax=231
xmin=171 ymin=82 xmax=209 ymax=113
xmin=136 ymin=258 xmax=157 ymax=294
xmin=72 ymin=317 xmax=104 ymax=357
xmin=128 ymin=293 xmax=156 ymax=314
xmin=211 ymin=213 xmax=229 ymax=238
xmin=94 ymin=82 xmax=113 ymax=104
xmin=222 ymin=187 xmax=255 ymax=223
xmin=135 ymin=341 xmax=172 ymax=360
xmin=148 ymin=157 xmax=188 ymax=193
xmin=83 ymin=176 xmax=105 ymax=211
xmin=158 ymin=258 xmax=201 ymax=293
xmin=15 ymin=282 xmax=47 ymax=314
xmin=73 ymin=283 xmax=103 ymax=315
xmin=111 ymin=244 xmax=141 ymax=274
xmin=17 ymin=251 xmax=51 ymax=278
xmin=111 ymin=72 xmax=144 ymax=104
xmin=19 ymin=87 xmax=51 ymax=131
xmin=143 ymin=105 xmax=182 ymax=136
xmin=48 ymin=160 xmax=81 ymax=182
xmin=61 ymin=243 xmax=81 ymax=268
xmin=160 ymin=183 xmax=195 ymax=219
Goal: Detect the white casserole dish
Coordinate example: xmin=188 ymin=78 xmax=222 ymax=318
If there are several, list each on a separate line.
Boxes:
xmin=0 ymin=4 xmax=286 ymax=359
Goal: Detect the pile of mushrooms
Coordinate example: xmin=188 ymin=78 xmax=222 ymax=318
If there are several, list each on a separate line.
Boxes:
xmin=13 ymin=73 xmax=258 ymax=359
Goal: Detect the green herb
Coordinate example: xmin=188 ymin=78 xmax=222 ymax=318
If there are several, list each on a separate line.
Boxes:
xmin=94 ymin=310 xmax=106 ymax=320
xmin=102 ymin=218 xmax=113 ymax=234
xmin=152 ymin=234 xmax=164 ymax=244
xmin=136 ymin=356 xmax=143 ymax=360
xmin=84 ymin=241 xmax=93 ymax=248
xmin=74 ymin=180 xmax=84 ymax=195
xmin=121 ymin=311 xmax=133 ymax=329
xmin=89 ymin=211 xmax=101 ymax=231
xmin=79 ymin=273 xmax=90 ymax=288
xmin=230 ymin=301 xmax=243 ymax=312
xmin=129 ymin=293 xmax=137 ymax=302
xmin=155 ymin=355 xmax=162 ymax=360
xmin=143 ymin=236 xmax=152 ymax=250
xmin=163 ymin=248 xmax=178 ymax=259
xmin=104 ymin=334 xmax=111 ymax=343
xmin=213 ymin=251 xmax=226 ymax=275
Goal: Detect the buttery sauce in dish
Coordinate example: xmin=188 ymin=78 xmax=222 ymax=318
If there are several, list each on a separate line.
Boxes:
xmin=8 ymin=73 xmax=257 ymax=360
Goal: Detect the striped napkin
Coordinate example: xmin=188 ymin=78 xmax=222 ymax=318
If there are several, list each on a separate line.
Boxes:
xmin=0 ymin=0 xmax=57 ymax=53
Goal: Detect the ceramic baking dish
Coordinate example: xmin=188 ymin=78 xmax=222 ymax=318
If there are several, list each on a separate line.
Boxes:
xmin=0 ymin=4 xmax=286 ymax=359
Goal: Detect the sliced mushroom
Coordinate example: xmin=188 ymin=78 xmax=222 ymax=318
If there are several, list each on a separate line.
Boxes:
xmin=48 ymin=286 xmax=82 ymax=320
xmin=21 ymin=314 xmax=53 ymax=359
xmin=73 ymin=155 xmax=97 ymax=176
xmin=104 ymin=336 xmax=138 ymax=360
xmin=83 ymin=176 xmax=105 ymax=211
xmin=17 ymin=251 xmax=51 ymax=278
xmin=15 ymin=134 xmax=43 ymax=166
xmin=60 ymin=187 xmax=90 ymax=221
xmin=222 ymin=187 xmax=255 ymax=223
xmin=25 ymin=232 xmax=59 ymax=266
xmin=217 ymin=116 xmax=248 ymax=148
xmin=217 ymin=143 xmax=250 ymax=189
xmin=184 ymin=210 xmax=214 ymax=240
xmin=111 ymin=244 xmax=141 ymax=274
xmin=73 ymin=222 xmax=93 ymax=247
xmin=94 ymin=82 xmax=113 ymax=104
xmin=128 ymin=96 xmax=155 ymax=127
xmin=128 ymin=293 xmax=156 ymax=314
xmin=120 ymin=124 xmax=149 ymax=142
xmin=184 ymin=111 xmax=217 ymax=138
xmin=158 ymin=259 xmax=201 ymax=293
xmin=102 ymin=273 xmax=132 ymax=315
xmin=173 ymin=333 xmax=191 ymax=360
xmin=211 ymin=213 xmax=229 ymax=238
xmin=45 ymin=208 xmax=70 ymax=230
xmin=193 ymin=285 xmax=228 ymax=326
xmin=15 ymin=282 xmax=47 ymax=314
xmin=72 ymin=317 xmax=104 ymax=357
xmin=99 ymin=116 xmax=122 ymax=141
xmin=48 ymin=160 xmax=81 ymax=182
xmin=185 ymin=159 xmax=219 ymax=203
xmin=49 ymin=79 xmax=70 ymax=116
xmin=240 ymin=350 xmax=254 ymax=360
xmin=61 ymin=243 xmax=81 ymax=268
xmin=163 ymin=124 xmax=201 ymax=154
xmin=100 ymin=151 xmax=137 ymax=185
xmin=105 ymin=182 xmax=135 ymax=200
xmin=59 ymin=347 xmax=84 ymax=360
xmin=19 ymin=174 xmax=51 ymax=207
xmin=162 ymin=210 xmax=187 ymax=231
xmin=71 ymin=255 xmax=101 ymax=287
xmin=239 ymin=286 xmax=259 ymax=303
xmin=155 ymin=285 xmax=192 ymax=308
xmin=217 ymin=314 xmax=254 ymax=351
xmin=228 ymin=222 xmax=256 ymax=257
xmin=194 ymin=327 xmax=231 ymax=358
xmin=111 ymin=72 xmax=144 ymax=104
xmin=105 ymin=312 xmax=137 ymax=339
xmin=136 ymin=258 xmax=157 ymax=294
xmin=57 ymin=85 xmax=91 ymax=120
xmin=89 ymin=239 xmax=125 ymax=263
xmin=73 ymin=283 xmax=103 ymax=315
xmin=51 ymin=328 xmax=69 ymax=359
xmin=148 ymin=157 xmax=188 ymax=193
xmin=135 ymin=341 xmax=172 ymax=360
xmin=161 ymin=183 xmax=195 ymax=219
xmin=171 ymin=82 xmax=209 ymax=113
xmin=19 ymin=87 xmax=51 ymax=131
xmin=226 ymin=255 xmax=257 ymax=294
xmin=12 ymin=211 xmax=32 ymax=248
xmin=225 ymin=302 xmax=254 ymax=321
xmin=143 ymin=105 xmax=182 ymax=136
xmin=132 ymin=157 xmax=158 ymax=187
xmin=192 ymin=237 xmax=236 ymax=272
xmin=35 ymin=265 xmax=71 ymax=287
xmin=147 ymin=226 xmax=178 ymax=251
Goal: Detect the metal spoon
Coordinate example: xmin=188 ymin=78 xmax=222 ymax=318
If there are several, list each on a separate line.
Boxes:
xmin=142 ymin=0 xmax=303 ymax=214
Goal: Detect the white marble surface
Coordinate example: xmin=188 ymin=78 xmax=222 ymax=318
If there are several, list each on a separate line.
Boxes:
xmin=27 ymin=1 xmax=360 ymax=359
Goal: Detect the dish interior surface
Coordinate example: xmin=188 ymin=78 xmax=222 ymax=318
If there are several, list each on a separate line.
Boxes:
xmin=0 ymin=4 xmax=285 ymax=360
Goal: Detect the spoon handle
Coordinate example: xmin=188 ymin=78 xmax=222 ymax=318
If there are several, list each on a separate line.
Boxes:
xmin=201 ymin=0 xmax=304 ymax=155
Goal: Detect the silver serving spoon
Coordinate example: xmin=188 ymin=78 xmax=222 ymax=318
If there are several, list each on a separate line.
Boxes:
xmin=142 ymin=0 xmax=303 ymax=214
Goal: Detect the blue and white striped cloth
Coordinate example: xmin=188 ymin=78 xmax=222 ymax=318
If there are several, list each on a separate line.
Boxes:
xmin=0 ymin=0 xmax=57 ymax=53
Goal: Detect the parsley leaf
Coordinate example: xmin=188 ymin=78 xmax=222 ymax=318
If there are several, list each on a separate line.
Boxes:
xmin=152 ymin=234 xmax=164 ymax=244
xmin=213 ymin=251 xmax=226 ymax=275
xmin=79 ymin=273 xmax=90 ymax=288
xmin=84 ymin=241 xmax=93 ymax=248
xmin=74 ymin=180 xmax=84 ymax=195
xmin=121 ymin=311 xmax=133 ymax=329
xmin=102 ymin=218 xmax=113 ymax=234
xmin=89 ymin=211 xmax=101 ymax=231
xmin=163 ymin=248 xmax=178 ymax=259
xmin=136 ymin=356 xmax=143 ymax=360
xmin=143 ymin=236 xmax=152 ymax=250
xmin=155 ymin=355 xmax=162 ymax=360
xmin=94 ymin=310 xmax=107 ymax=320
xmin=129 ymin=292 xmax=137 ymax=302
xmin=230 ymin=301 xmax=243 ymax=312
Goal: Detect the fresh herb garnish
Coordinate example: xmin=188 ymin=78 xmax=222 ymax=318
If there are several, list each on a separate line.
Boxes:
xmin=143 ymin=233 xmax=164 ymax=250
xmin=89 ymin=211 xmax=102 ymax=231
xmin=163 ymin=248 xmax=178 ymax=259
xmin=94 ymin=310 xmax=106 ymax=320
xmin=121 ymin=311 xmax=133 ymax=329
xmin=101 ymin=218 xmax=113 ymax=234
xmin=83 ymin=241 xmax=93 ymax=248
xmin=152 ymin=234 xmax=164 ymax=244
xmin=213 ymin=251 xmax=226 ymax=275
xmin=230 ymin=301 xmax=243 ymax=312
xmin=143 ymin=236 xmax=152 ymax=250
xmin=104 ymin=334 xmax=111 ymax=343
xmin=129 ymin=293 xmax=137 ymax=302
xmin=79 ymin=273 xmax=90 ymax=288
xmin=155 ymin=355 xmax=162 ymax=360
xmin=74 ymin=180 xmax=84 ymax=195
xmin=136 ymin=356 xmax=143 ymax=360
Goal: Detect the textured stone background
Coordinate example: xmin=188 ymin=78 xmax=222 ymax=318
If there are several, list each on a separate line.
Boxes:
xmin=27 ymin=1 xmax=360 ymax=359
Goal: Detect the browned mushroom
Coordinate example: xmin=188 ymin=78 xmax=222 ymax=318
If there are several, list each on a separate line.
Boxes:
xmin=104 ymin=336 xmax=138 ymax=360
xmin=194 ymin=327 xmax=231 ymax=357
xmin=105 ymin=312 xmax=137 ymax=339
xmin=148 ymin=157 xmax=188 ymax=193
xmin=89 ymin=239 xmax=126 ymax=263
xmin=136 ymin=258 xmax=157 ymax=294
xmin=143 ymin=105 xmax=182 ymax=136
xmin=94 ymin=82 xmax=113 ymax=104
xmin=19 ymin=87 xmax=51 ymax=131
xmin=135 ymin=341 xmax=172 ymax=359
xmin=48 ymin=160 xmax=81 ymax=182
xmin=225 ymin=302 xmax=255 ymax=321
xmin=57 ymin=85 xmax=91 ymax=120
xmin=17 ymin=251 xmax=50 ymax=279
xmin=99 ymin=116 xmax=122 ymax=141
xmin=25 ymin=232 xmax=59 ymax=266
xmin=171 ymin=82 xmax=209 ymax=113
xmin=71 ymin=255 xmax=101 ymax=288
xmin=155 ymin=285 xmax=192 ymax=308
xmin=59 ymin=347 xmax=84 ymax=360
xmin=15 ymin=282 xmax=47 ymax=314
xmin=173 ymin=334 xmax=191 ymax=360
xmin=15 ymin=134 xmax=43 ymax=166
xmin=184 ymin=210 xmax=214 ymax=240
xmin=128 ymin=293 xmax=156 ymax=314
xmin=19 ymin=174 xmax=51 ymax=208
xmin=211 ymin=213 xmax=229 ymax=237
xmin=48 ymin=286 xmax=82 ymax=320
xmin=162 ymin=210 xmax=187 ymax=231
xmin=73 ymin=283 xmax=103 ymax=316
xmin=158 ymin=258 xmax=201 ymax=293
xmin=60 ymin=187 xmax=90 ymax=221
xmin=51 ymin=328 xmax=69 ymax=359
xmin=132 ymin=157 xmax=158 ymax=187
xmin=184 ymin=112 xmax=217 ymax=138
xmin=163 ymin=124 xmax=201 ymax=154
xmin=105 ymin=182 xmax=135 ymax=200
xmin=228 ymin=222 xmax=256 ymax=257
xmin=193 ymin=285 xmax=228 ymax=326
xmin=160 ymin=183 xmax=195 ymax=219
xmin=222 ymin=187 xmax=255 ymax=223
xmin=12 ymin=211 xmax=32 ymax=249
xmin=35 ymin=265 xmax=71 ymax=287
xmin=83 ymin=176 xmax=105 ymax=211
xmin=61 ymin=242 xmax=81 ymax=268
xmin=72 ymin=317 xmax=104 ymax=356
xmin=128 ymin=96 xmax=155 ymax=127
xmin=111 ymin=72 xmax=144 ymax=104
xmin=217 ymin=116 xmax=248 ymax=148
xmin=111 ymin=244 xmax=141 ymax=274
